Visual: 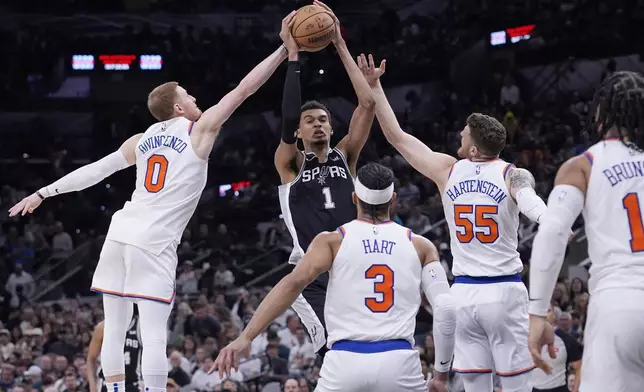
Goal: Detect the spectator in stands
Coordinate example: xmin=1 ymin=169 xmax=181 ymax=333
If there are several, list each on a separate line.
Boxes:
xmin=5 ymin=263 xmax=35 ymax=309
xmin=287 ymin=326 xmax=315 ymax=374
xmin=176 ymin=261 xmax=199 ymax=295
xmin=167 ymin=350 xmax=191 ymax=387
xmin=284 ymin=378 xmax=299 ymax=392
xmin=266 ymin=331 xmax=289 ymax=362
xmin=51 ymin=222 xmax=73 ymax=260
xmin=0 ymin=329 xmax=14 ymax=361
xmin=214 ymin=262 xmax=235 ymax=288
xmin=406 ymin=206 xmax=431 ymax=234
xmin=260 ymin=343 xmax=288 ymax=384
xmin=187 ymin=303 xmax=222 ymax=342
xmin=500 ymin=75 xmax=520 ymax=107
xmin=277 ymin=315 xmax=300 ymax=349
xmin=298 ymin=377 xmax=311 ymax=392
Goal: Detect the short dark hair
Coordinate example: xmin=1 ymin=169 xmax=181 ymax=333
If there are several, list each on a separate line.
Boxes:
xmin=466 ymin=113 xmax=507 ymax=156
xmin=301 ymin=100 xmax=331 ymax=122
xmin=356 ymin=163 xmax=396 ymax=222
xmin=592 ymin=71 xmax=644 ymax=151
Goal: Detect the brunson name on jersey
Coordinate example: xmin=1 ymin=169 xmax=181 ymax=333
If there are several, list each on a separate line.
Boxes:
xmin=602 ymin=161 xmax=644 ymax=187
xmin=138 ymin=135 xmax=188 ymax=155
xmin=446 ymin=179 xmax=508 ymax=204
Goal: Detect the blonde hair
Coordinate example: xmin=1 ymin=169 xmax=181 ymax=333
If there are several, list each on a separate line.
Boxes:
xmin=147 ymin=81 xmax=179 ymax=121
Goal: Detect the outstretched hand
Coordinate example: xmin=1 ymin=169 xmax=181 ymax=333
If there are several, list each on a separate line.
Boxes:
xmin=528 ymin=315 xmax=557 ymax=375
xmin=8 ymin=193 xmax=43 ymax=217
xmin=357 ymin=53 xmax=386 ymax=86
xmin=209 ymin=336 xmax=252 ymax=379
xmin=279 ymin=11 xmax=299 ymax=55
xmin=313 ymin=0 xmax=343 ymax=45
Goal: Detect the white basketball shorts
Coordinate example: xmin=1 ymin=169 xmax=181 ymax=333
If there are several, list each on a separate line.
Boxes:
xmin=580 ymin=288 xmax=644 ymax=392
xmin=451 ymin=275 xmax=535 ymax=377
xmin=315 ymin=340 xmax=426 ymax=392
xmin=91 ymin=239 xmax=177 ymax=304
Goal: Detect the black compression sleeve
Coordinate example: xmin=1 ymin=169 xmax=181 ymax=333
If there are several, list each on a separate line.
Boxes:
xmin=281 ymin=61 xmax=301 ymax=144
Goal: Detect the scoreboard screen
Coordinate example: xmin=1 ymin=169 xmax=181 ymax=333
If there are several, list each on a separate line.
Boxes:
xmin=71 ymin=54 xmax=163 ymax=71
xmin=489 ymin=24 xmax=536 ymax=47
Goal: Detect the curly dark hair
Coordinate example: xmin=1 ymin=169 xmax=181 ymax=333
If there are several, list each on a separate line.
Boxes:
xmin=466 ymin=113 xmax=507 ymax=156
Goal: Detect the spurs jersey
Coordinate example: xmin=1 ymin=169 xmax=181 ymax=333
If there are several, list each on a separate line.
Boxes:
xmin=582 ymin=139 xmax=644 ymax=294
xmin=279 ymin=148 xmax=355 ymax=264
xmin=325 ymin=219 xmax=420 ymax=347
xmin=106 ymin=117 xmax=208 ymax=255
xmin=442 ymin=159 xmax=521 ymax=277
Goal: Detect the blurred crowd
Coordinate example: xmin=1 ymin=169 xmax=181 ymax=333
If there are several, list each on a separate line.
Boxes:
xmin=0 ymin=0 xmax=628 ymax=391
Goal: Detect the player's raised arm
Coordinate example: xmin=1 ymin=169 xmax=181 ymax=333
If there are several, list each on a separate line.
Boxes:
xmin=87 ymin=322 xmax=104 ymax=392
xmin=274 ymin=15 xmax=303 ymax=184
xmin=528 ymin=155 xmax=589 ymax=372
xmin=412 ymin=234 xmax=455 ymax=387
xmin=358 ymin=55 xmax=456 ymax=189
xmin=210 ymin=231 xmax=338 ymax=378
xmin=506 ymin=167 xmax=548 ymax=223
xmin=192 ymin=12 xmax=294 ymax=138
xmin=315 ymin=1 xmax=376 ymax=173
xmin=8 ymin=133 xmax=141 ymax=217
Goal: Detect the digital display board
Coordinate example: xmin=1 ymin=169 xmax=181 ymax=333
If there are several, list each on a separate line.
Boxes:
xmin=71 ymin=54 xmax=163 ymax=71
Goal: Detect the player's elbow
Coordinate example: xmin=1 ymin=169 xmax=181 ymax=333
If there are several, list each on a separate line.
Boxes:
xmin=432 ymin=293 xmax=456 ymax=336
xmin=358 ymin=94 xmax=376 ymax=109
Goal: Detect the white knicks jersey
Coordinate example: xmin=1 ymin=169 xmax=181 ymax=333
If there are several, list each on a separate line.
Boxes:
xmin=441 ymin=159 xmax=522 ymax=277
xmin=106 ymin=117 xmax=208 ymax=255
xmin=582 ymin=139 xmax=644 ymax=294
xmin=325 ymin=219 xmax=421 ymax=347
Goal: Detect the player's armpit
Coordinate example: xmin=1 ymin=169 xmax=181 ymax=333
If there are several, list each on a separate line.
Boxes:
xmin=119 ymin=133 xmax=143 ymax=165
xmin=240 ymin=232 xmax=338 ymax=342
xmin=371 ymin=84 xmax=456 ymax=187
xmin=274 ymin=141 xmax=300 ymax=184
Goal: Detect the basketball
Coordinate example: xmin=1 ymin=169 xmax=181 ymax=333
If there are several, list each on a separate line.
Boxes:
xmin=291 ymin=5 xmax=335 ymax=52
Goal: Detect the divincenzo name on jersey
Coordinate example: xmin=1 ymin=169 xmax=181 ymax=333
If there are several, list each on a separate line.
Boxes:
xmin=138 ymin=135 xmax=189 ymax=155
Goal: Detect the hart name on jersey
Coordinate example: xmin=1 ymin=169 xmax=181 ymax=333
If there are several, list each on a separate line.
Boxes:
xmin=362 ymin=238 xmax=397 ymax=255
xmin=445 ymin=179 xmax=508 ymax=204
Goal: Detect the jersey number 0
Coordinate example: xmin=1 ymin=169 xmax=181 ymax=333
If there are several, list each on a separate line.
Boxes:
xmin=144 ymin=154 xmax=169 ymax=193
xmin=364 ymin=264 xmax=394 ymax=312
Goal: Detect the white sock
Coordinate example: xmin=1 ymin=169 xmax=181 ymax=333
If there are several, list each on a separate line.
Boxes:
xmin=107 ymin=381 xmax=126 ymax=392
xmin=145 ymin=387 xmax=165 ymax=392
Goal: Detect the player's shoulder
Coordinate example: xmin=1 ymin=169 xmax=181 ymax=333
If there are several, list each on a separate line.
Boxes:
xmin=410 ymin=232 xmax=438 ymax=255
xmin=506 ymin=166 xmax=536 ymax=189
xmin=313 ymin=230 xmax=344 ymax=247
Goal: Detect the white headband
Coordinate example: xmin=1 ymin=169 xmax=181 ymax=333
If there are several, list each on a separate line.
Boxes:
xmin=354 ymin=177 xmax=394 ymax=205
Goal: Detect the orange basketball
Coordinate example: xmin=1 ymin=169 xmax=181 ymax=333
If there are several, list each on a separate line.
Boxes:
xmin=291 ymin=5 xmax=335 ymax=52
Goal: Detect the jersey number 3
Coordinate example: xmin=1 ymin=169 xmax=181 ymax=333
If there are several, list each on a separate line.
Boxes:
xmin=364 ymin=265 xmax=394 ymax=313
xmin=454 ymin=205 xmax=499 ymax=243
xmin=623 ymin=193 xmax=644 ymax=252
xmin=144 ymin=154 xmax=169 ymax=193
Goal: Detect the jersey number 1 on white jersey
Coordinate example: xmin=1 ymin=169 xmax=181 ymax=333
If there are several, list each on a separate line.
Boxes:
xmin=454 ymin=204 xmax=499 ymax=243
xmin=145 ymin=154 xmax=169 ymax=193
xmin=623 ymin=193 xmax=644 ymax=252
xmin=365 ymin=264 xmax=394 ymax=313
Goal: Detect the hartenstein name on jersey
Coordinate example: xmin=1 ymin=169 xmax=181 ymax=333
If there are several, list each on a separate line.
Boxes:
xmin=602 ymin=161 xmax=644 ymax=187
xmin=301 ymin=165 xmax=348 ymax=183
xmin=446 ymin=179 xmax=508 ymax=204
xmin=138 ymin=135 xmax=188 ymax=155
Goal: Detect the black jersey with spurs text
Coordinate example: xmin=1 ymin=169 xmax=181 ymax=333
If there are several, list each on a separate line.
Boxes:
xmin=279 ymin=148 xmax=356 ymax=264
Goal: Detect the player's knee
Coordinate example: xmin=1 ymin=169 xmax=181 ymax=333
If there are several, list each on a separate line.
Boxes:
xmin=433 ymin=293 xmax=456 ymax=336
xmin=498 ymin=371 xmax=532 ymax=392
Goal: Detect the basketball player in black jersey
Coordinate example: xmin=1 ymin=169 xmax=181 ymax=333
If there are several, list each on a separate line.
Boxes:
xmin=275 ymin=1 xmax=376 ymax=355
xmin=88 ymin=308 xmax=142 ymax=392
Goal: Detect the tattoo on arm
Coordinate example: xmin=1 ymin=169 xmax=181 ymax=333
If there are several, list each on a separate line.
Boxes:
xmin=509 ymin=168 xmax=536 ymax=190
